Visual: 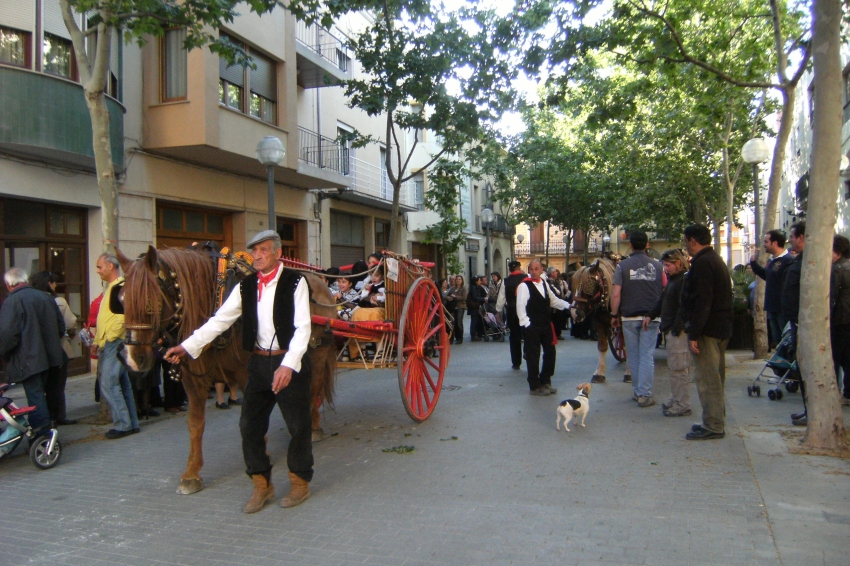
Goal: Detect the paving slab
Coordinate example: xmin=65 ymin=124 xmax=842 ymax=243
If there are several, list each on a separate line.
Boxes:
xmin=0 ymin=337 xmax=847 ymax=566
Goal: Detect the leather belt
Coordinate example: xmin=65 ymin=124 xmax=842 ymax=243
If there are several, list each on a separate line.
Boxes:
xmin=253 ymin=348 xmax=287 ymax=356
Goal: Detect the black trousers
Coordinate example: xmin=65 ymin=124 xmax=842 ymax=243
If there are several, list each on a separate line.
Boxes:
xmin=161 ymin=360 xmax=187 ymax=409
xmin=832 ymin=324 xmax=850 ymax=397
xmin=241 ymin=353 xmax=313 ymax=482
xmin=453 ymin=309 xmax=465 ymax=343
xmin=470 ymin=311 xmax=484 ymax=339
xmin=45 ymin=362 xmax=69 ymax=422
xmin=552 ymin=309 xmax=567 ymax=338
xmin=523 ymin=323 xmax=556 ymax=390
xmin=506 ymin=307 xmax=523 ymax=368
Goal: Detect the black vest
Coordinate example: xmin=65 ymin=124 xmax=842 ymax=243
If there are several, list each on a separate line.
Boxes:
xmin=504 ymin=272 xmax=526 ymax=308
xmin=524 ymin=280 xmax=552 ymax=327
xmin=239 ymin=268 xmax=303 ymax=352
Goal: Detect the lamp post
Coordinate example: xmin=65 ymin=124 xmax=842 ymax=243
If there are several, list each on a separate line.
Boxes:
xmin=741 ymin=138 xmax=770 ymax=243
xmin=481 ymin=207 xmax=494 ymax=275
xmin=256 ymin=136 xmax=286 ymax=233
xmin=515 ymin=233 xmax=524 ymax=260
xmin=602 ymin=234 xmax=610 ymax=253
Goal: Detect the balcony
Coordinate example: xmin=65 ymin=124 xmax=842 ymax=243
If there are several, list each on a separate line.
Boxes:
xmin=340 ymin=157 xmax=416 ymax=212
xmin=295 ymin=22 xmax=351 ymax=88
xmin=514 ymin=240 xmax=599 ymax=256
xmin=296 ymin=126 xmax=349 ymax=188
xmin=0 ymin=66 xmax=124 ymax=171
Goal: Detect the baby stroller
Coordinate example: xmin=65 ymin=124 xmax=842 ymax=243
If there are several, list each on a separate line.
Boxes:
xmin=480 ymin=303 xmax=508 ymax=342
xmin=748 ymin=323 xmax=801 ymax=401
xmin=0 ymin=383 xmax=62 ymax=469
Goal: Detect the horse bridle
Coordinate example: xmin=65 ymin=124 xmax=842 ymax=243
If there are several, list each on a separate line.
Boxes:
xmin=124 ymin=259 xmax=184 ymax=357
xmin=573 ymin=271 xmax=608 ymax=315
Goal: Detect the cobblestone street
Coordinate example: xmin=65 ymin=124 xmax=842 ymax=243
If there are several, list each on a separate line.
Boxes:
xmin=1 ymin=337 xmax=848 ymax=566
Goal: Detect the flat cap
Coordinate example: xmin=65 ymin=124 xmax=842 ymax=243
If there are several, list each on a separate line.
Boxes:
xmin=247 ymin=229 xmax=281 ymax=249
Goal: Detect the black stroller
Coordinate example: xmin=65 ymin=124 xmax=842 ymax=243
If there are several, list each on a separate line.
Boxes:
xmin=480 ymin=303 xmax=508 ymax=342
xmin=748 ymin=322 xmax=801 ymax=400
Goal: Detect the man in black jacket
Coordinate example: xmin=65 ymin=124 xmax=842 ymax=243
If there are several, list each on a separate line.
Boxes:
xmin=679 ymin=224 xmax=732 ymax=440
xmin=166 ymin=230 xmax=314 ymax=514
xmin=496 ymin=261 xmax=527 ymax=370
xmin=749 ymin=229 xmax=795 ymax=345
xmin=0 ymin=267 xmax=66 ymax=435
xmin=831 ymin=235 xmax=850 ymax=405
xmin=781 ymin=222 xmax=807 ymax=425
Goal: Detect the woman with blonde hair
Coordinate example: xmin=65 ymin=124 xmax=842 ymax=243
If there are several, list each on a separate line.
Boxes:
xmin=659 ymin=249 xmax=691 ymax=417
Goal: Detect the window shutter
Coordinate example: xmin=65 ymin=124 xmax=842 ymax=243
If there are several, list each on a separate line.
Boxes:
xmin=0 ymin=0 xmax=35 ymax=32
xmin=43 ymin=0 xmax=76 ymax=40
xmin=218 ymin=33 xmax=244 ymax=86
xmin=250 ymin=51 xmax=275 ymax=101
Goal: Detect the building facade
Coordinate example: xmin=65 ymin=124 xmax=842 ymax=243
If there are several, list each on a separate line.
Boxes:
xmin=0 ymin=1 xmax=510 ymax=375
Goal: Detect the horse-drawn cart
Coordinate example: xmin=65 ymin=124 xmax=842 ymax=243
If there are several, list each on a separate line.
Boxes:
xmin=295 ymin=251 xmax=450 ymax=422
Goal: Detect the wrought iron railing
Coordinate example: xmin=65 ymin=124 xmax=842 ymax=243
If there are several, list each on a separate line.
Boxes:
xmin=295 ymin=21 xmax=349 ymax=72
xmin=298 ymin=127 xmax=349 ymax=174
xmin=514 ymin=240 xmax=600 ymax=256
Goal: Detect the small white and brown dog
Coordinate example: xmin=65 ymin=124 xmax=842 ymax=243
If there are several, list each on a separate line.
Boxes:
xmin=556 ymin=382 xmax=592 ymax=432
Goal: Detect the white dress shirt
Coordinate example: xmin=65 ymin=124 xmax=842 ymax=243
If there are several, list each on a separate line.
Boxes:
xmin=182 ymin=267 xmax=312 ymax=372
xmin=516 ymin=279 xmax=570 ymax=328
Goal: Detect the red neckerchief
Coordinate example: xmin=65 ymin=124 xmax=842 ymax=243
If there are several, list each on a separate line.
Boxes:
xmin=257 ymin=263 xmax=281 ymax=301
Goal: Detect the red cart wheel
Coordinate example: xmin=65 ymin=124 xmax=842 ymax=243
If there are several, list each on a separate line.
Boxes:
xmin=398 ymin=277 xmax=449 ymax=422
xmin=608 ymin=325 xmax=627 ymax=362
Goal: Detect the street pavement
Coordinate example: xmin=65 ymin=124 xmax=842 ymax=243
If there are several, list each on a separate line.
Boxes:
xmin=1 ymin=336 xmax=848 ymax=566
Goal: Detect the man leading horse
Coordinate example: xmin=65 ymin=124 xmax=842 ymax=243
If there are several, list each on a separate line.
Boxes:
xmin=165 ymin=229 xmax=314 ymax=514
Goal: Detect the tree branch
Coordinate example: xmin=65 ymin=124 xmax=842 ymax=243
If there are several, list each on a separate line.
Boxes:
xmin=624 ymin=0 xmax=782 ymax=90
xmin=401 ymin=147 xmax=448 ymax=183
xmin=59 ymin=0 xmax=92 ymax=84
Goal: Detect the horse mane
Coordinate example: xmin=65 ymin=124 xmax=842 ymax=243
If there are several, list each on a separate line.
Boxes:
xmin=123 ymin=248 xmax=215 ymax=342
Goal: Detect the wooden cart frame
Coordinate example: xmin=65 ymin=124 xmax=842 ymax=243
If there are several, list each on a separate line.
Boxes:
xmin=285 ymin=252 xmax=450 ymax=422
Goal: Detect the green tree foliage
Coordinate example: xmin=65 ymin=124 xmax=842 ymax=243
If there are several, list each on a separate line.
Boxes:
xmin=501 ymin=60 xmax=768 ymax=245
xmin=422 ymin=158 xmax=468 ymax=276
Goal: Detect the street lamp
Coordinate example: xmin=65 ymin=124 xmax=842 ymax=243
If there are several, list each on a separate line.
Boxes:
xmin=256 ymin=136 xmax=286 ymax=233
xmin=742 ymin=138 xmax=770 ymax=244
xmin=602 ymin=234 xmax=611 ymax=253
xmin=481 ymin=207 xmax=494 ymax=275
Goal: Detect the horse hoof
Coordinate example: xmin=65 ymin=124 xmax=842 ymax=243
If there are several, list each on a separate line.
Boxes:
xmin=590 ymin=375 xmax=606 ymax=383
xmin=176 ymin=479 xmax=203 ymax=494
xmin=311 ymin=428 xmax=325 ymax=442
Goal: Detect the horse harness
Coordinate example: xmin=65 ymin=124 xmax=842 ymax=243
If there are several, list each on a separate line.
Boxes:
xmin=574 ymin=269 xmax=609 ymax=315
xmin=124 ymin=258 xmax=185 ymax=365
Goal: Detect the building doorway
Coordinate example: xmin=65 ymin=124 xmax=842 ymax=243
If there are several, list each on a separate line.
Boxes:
xmin=0 ymin=198 xmax=89 ymax=375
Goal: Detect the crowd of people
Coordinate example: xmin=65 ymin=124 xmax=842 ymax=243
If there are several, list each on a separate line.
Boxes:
xmin=747 ymin=222 xmax=850 ymax=424
xmin=1 ymin=222 xmax=847 ymax=513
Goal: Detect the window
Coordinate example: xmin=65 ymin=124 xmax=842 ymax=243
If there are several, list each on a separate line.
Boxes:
xmin=844 ymin=66 xmax=850 ymax=124
xmin=375 ymin=220 xmax=390 ymax=249
xmin=155 ymin=203 xmax=231 ymax=249
xmin=414 ymin=173 xmax=425 ymax=211
xmin=0 ymin=26 xmax=30 ymax=68
xmin=218 ymin=33 xmax=276 ymax=124
xmin=249 ymin=51 xmax=275 ymax=122
xmin=43 ymin=33 xmax=74 ymax=79
xmin=161 ymin=28 xmax=187 ymax=101
xmin=844 ymin=179 xmax=850 ymax=201
xmin=808 ymin=83 xmax=815 ymax=126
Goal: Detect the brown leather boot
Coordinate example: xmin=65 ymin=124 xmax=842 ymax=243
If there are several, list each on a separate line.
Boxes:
xmin=243 ymin=473 xmax=275 ymax=514
xmin=280 ymin=472 xmax=311 ymax=508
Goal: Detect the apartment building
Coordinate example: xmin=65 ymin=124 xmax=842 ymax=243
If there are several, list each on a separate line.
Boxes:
xmin=0 ymin=1 xmax=511 ymax=376
xmin=778 ymin=51 xmax=850 ymax=237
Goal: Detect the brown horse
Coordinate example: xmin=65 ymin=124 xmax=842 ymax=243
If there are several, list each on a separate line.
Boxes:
xmin=569 ymin=256 xmax=631 ymax=383
xmin=116 ymin=245 xmax=337 ymax=495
